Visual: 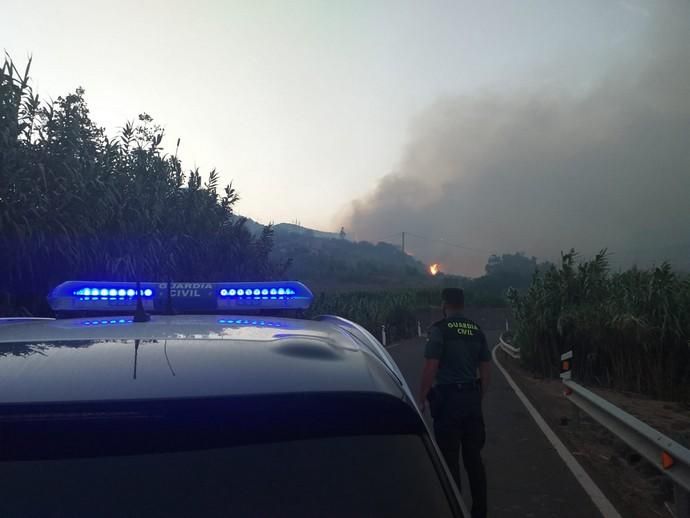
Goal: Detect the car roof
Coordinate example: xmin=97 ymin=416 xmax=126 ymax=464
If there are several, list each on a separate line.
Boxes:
xmin=0 ymin=314 xmax=410 ymax=405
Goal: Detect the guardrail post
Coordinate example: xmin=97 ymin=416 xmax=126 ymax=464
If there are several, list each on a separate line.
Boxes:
xmin=676 ymin=483 xmax=690 ymax=518
xmin=381 ymin=325 xmax=387 ymax=346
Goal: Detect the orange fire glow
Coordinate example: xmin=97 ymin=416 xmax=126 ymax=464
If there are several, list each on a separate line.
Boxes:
xmin=429 ymin=263 xmax=440 ymax=276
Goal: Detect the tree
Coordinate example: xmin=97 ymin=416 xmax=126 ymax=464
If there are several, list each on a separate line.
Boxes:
xmin=485 ymin=253 xmax=538 ymax=278
xmin=0 ymin=53 xmax=283 ymax=315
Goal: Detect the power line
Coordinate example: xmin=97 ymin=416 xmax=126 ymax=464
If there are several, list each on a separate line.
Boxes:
xmin=367 ymin=231 xmax=496 ymax=256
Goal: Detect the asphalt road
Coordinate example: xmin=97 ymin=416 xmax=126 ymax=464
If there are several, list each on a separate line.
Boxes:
xmin=387 ymin=309 xmax=603 ymax=517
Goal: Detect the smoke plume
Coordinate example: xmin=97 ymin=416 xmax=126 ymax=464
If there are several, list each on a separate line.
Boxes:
xmin=344 ymin=3 xmax=690 ymax=276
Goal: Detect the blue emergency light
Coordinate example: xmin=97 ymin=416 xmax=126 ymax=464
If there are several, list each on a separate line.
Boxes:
xmin=48 ymin=281 xmax=313 ymax=313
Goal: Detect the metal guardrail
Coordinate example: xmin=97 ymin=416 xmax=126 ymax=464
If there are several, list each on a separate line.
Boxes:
xmin=561 ymin=356 xmax=690 ymax=517
xmin=564 ymin=380 xmax=690 ymax=489
xmin=498 ymin=333 xmax=520 ymax=359
xmin=497 ymin=337 xmax=689 ymax=515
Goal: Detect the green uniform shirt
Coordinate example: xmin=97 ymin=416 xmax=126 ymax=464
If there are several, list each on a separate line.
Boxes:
xmin=424 ymin=314 xmax=491 ymax=384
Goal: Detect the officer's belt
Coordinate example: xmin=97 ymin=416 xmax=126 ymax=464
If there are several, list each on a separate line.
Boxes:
xmin=435 ymin=380 xmax=481 ymax=392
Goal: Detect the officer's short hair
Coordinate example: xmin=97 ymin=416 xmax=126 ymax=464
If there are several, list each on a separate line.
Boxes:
xmin=441 ymin=288 xmax=464 ymax=307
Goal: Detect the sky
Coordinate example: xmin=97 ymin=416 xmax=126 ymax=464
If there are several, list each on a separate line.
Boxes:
xmin=3 ymin=0 xmax=688 ymax=275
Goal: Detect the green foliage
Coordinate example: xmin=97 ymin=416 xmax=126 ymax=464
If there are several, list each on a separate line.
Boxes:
xmin=480 ymin=252 xmax=552 ymax=297
xmin=485 ymin=252 xmax=537 ymax=277
xmin=309 ymin=285 xmax=508 ymax=343
xmin=509 ymin=250 xmax=690 ymax=401
xmin=309 ymin=289 xmax=441 ymax=342
xmin=0 ymin=54 xmax=284 ymax=315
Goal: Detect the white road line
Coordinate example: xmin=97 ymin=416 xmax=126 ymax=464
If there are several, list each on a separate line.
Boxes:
xmin=492 ymin=344 xmax=621 ymax=518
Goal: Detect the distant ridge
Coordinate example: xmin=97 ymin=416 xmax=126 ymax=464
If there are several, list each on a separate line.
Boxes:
xmin=232 ymin=215 xmax=439 ymax=290
xmin=235 ymin=216 xmax=345 ymax=241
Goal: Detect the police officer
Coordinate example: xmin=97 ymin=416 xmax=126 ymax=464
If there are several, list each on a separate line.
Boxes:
xmin=418 ymin=288 xmax=490 ymax=518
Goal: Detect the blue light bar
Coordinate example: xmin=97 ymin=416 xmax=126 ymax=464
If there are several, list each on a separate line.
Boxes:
xmin=48 ymin=281 xmax=313 ymax=313
xmin=215 ymin=281 xmax=312 ymax=310
xmin=218 ymin=287 xmax=296 ymax=298
xmin=48 ymin=282 xmax=159 ymax=312
xmin=73 ymin=286 xmax=154 ymax=299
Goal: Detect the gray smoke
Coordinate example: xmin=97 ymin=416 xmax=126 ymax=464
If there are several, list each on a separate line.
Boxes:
xmin=344 ymin=3 xmax=690 ymax=276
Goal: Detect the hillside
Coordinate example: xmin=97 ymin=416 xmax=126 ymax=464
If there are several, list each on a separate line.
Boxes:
xmin=238 ymin=217 xmax=342 ymax=241
xmin=271 ymin=227 xmax=435 ymax=292
xmin=233 ymin=216 xmax=429 ymax=289
xmin=231 ymin=216 xmax=545 ymax=306
xmin=274 ymin=223 xmax=341 ymax=240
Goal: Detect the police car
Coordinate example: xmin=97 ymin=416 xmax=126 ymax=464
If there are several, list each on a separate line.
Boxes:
xmin=0 ymin=280 xmax=467 ymax=517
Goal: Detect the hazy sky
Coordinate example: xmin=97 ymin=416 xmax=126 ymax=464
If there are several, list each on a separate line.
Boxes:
xmin=344 ymin=1 xmax=690 ymax=274
xmin=4 ymin=1 xmax=686 ymax=275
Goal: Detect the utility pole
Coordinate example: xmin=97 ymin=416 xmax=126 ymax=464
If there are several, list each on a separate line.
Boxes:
xmin=402 ymin=231 xmax=406 ymax=254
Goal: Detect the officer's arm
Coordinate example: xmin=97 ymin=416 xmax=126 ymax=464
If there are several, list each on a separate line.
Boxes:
xmin=418 ymin=326 xmax=443 ymax=408
xmin=418 ymin=359 xmax=439 ymax=408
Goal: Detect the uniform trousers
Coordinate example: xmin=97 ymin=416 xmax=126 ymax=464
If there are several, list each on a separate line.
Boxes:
xmin=431 ymin=384 xmax=487 ymax=518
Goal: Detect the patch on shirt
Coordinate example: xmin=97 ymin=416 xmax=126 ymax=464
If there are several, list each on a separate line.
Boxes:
xmin=447 ymin=321 xmax=479 ymax=335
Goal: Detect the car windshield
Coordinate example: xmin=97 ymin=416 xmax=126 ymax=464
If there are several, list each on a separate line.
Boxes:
xmin=0 ymin=434 xmax=454 ymax=518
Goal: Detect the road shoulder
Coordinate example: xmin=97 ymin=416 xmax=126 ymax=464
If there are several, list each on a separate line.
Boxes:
xmin=495 ymin=347 xmax=675 ymax=518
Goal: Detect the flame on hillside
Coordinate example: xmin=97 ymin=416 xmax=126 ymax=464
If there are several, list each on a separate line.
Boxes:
xmin=429 ymin=263 xmax=440 ymax=276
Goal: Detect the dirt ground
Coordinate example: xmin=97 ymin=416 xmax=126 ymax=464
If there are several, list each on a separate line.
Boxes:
xmin=496 ymin=348 xmax=689 ymax=518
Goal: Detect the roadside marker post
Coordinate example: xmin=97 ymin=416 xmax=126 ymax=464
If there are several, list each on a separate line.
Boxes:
xmin=381 ymin=325 xmax=387 ymax=346
xmin=560 ymin=350 xmax=573 ymax=381
xmin=560 ymin=350 xmax=579 ymax=424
